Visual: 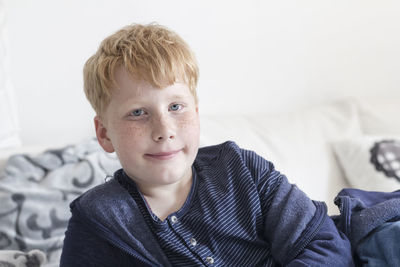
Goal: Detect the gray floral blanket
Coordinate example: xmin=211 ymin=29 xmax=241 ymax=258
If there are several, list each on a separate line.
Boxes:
xmin=0 ymin=250 xmax=46 ymax=267
xmin=0 ymin=139 xmax=121 ymax=267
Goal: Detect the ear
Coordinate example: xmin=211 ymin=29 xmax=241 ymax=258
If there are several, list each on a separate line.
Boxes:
xmin=94 ymin=116 xmax=115 ymax=153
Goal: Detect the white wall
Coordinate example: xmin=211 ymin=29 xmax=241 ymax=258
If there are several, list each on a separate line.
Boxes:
xmin=3 ymin=0 xmax=400 ymax=146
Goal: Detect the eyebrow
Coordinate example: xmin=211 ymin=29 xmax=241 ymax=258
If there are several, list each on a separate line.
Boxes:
xmin=169 ymin=94 xmax=190 ymax=101
xmin=120 ymin=94 xmax=190 ymax=109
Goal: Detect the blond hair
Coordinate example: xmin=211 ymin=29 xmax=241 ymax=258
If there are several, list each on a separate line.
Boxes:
xmin=83 ymin=23 xmax=199 ymax=116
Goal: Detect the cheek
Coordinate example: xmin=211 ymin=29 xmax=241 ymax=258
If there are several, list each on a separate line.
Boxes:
xmin=112 ymin=123 xmax=147 ymax=148
xmin=178 ymin=113 xmax=200 ymax=139
xmin=112 ymin=124 xmax=148 ymax=168
xmin=178 ymin=112 xmax=199 ymax=128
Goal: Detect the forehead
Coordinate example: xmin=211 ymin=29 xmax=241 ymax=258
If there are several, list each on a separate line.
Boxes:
xmin=113 ymin=66 xmax=145 ymax=92
xmin=111 ymin=66 xmax=194 ymax=103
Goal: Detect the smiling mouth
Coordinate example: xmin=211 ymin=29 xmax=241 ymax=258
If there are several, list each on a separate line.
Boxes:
xmin=144 ymin=149 xmax=182 ymax=160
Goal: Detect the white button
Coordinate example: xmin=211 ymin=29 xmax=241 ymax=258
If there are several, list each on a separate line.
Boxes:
xmin=206 ymin=257 xmax=214 ymax=264
xmin=190 ymin=237 xmax=197 ymax=246
xmin=171 ymin=215 xmax=178 ymax=224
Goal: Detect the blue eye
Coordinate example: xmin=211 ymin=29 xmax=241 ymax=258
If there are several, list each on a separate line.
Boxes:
xmin=131 ymin=109 xmax=144 ymax=116
xmin=170 ymin=104 xmax=182 ymax=111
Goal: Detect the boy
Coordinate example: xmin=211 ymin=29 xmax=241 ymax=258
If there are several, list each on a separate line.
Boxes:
xmin=60 ymin=23 xmax=353 ymax=266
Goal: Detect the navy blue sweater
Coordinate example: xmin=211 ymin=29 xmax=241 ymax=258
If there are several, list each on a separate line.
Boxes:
xmin=60 ymin=141 xmax=353 ymax=266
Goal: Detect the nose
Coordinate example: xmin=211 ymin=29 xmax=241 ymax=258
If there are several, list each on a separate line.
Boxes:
xmin=151 ymin=114 xmax=176 ymax=142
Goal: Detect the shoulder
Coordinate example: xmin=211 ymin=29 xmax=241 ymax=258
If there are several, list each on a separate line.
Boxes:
xmin=195 ymin=141 xmax=241 ymax=169
xmin=196 ymin=141 xmax=274 ymax=179
xmin=70 ymin=169 xmax=134 ymax=217
xmin=196 ymin=140 xmax=259 ymax=164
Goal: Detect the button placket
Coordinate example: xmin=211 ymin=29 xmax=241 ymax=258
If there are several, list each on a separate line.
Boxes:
xmin=168 ymin=215 xmax=214 ymax=265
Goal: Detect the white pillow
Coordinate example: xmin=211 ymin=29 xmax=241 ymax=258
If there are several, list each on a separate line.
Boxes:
xmin=356 ymin=96 xmax=400 ymax=135
xmin=0 ymin=2 xmax=20 ymax=149
xmin=200 ymin=99 xmax=362 ymax=214
xmin=333 ymin=136 xmax=400 ymax=192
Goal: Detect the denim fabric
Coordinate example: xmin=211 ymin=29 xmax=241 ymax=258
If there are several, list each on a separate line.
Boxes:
xmin=332 ymin=188 xmax=400 ymax=266
xmin=333 ymin=189 xmax=400 ymax=247
xmin=357 ymin=221 xmax=400 ymax=267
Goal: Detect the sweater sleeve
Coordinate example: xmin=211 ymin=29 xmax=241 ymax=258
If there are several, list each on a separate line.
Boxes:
xmin=60 ymin=206 xmax=147 ymax=267
xmin=285 ymin=218 xmax=354 ymax=267
xmin=285 ymin=210 xmax=354 ymax=266
xmin=245 ymin=151 xmax=354 ymax=266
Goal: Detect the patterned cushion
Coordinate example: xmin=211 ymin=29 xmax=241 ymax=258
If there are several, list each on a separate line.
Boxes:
xmin=333 ymin=136 xmax=400 ymax=192
xmin=0 ymin=249 xmax=45 ymax=267
xmin=0 ymin=139 xmax=121 ymax=266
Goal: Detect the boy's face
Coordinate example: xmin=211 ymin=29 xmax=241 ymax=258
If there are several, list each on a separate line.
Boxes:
xmin=95 ymin=66 xmax=200 ymax=189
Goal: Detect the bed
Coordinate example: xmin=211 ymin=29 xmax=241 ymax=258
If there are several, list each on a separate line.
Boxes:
xmin=1 ymin=96 xmax=399 ymax=266
xmin=2 ymin=30 xmax=400 ymax=267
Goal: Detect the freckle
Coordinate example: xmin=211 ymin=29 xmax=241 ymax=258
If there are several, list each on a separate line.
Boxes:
xmin=179 ymin=116 xmax=199 ymax=129
xmin=122 ymin=124 xmax=146 ymax=137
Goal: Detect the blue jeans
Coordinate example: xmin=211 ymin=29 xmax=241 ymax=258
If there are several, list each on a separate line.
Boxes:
xmin=357 ymin=220 xmax=400 ymax=266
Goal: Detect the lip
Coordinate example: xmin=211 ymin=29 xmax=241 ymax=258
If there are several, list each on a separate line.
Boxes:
xmin=144 ymin=149 xmax=182 ymax=160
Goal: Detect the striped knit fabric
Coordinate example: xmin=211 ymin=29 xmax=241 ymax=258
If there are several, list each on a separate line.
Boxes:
xmin=117 ymin=141 xmax=283 ymax=266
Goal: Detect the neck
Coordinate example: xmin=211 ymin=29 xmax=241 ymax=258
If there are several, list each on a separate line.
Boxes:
xmin=138 ymin=170 xmax=193 ymax=221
